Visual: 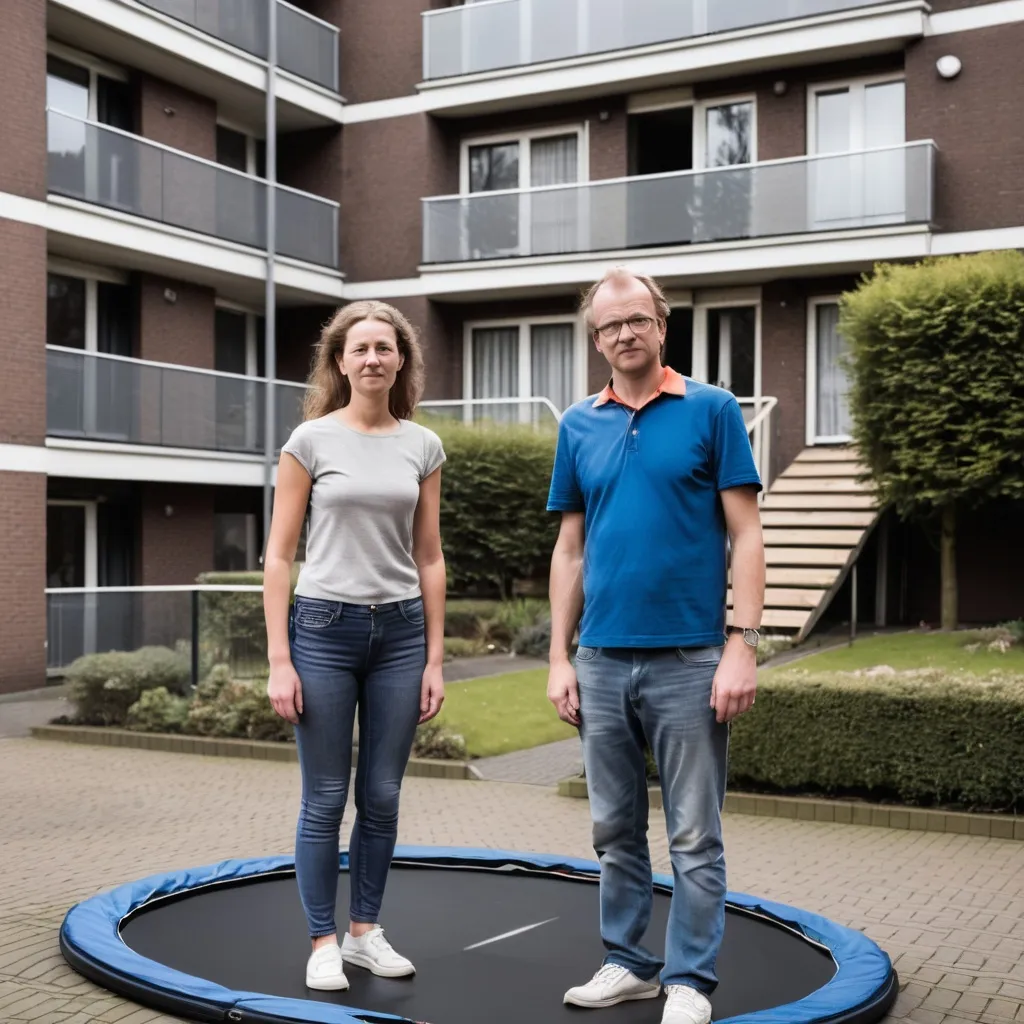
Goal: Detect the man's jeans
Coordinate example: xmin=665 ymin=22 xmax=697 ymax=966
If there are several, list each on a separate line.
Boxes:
xmin=289 ymin=595 xmax=426 ymax=938
xmin=575 ymin=643 xmax=729 ymax=994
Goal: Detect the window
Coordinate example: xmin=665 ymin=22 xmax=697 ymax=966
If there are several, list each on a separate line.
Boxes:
xmin=806 ymin=298 xmax=853 ymax=445
xmin=214 ymin=513 xmax=260 ymax=571
xmin=808 ymin=75 xmax=906 ymax=228
xmin=464 ymin=318 xmax=581 ymax=424
xmin=214 ymin=304 xmax=265 ymax=452
xmin=460 ymin=126 xmax=587 ymax=258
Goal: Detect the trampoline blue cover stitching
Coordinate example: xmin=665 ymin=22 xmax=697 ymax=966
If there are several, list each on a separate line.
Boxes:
xmin=60 ymin=845 xmax=893 ymax=1024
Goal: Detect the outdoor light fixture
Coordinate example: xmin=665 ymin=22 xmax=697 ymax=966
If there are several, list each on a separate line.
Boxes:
xmin=936 ymin=55 xmax=962 ymax=79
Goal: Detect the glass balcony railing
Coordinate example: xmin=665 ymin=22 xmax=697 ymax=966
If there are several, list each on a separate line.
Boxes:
xmin=422 ymin=142 xmax=936 ymax=264
xmin=423 ymin=0 xmax=905 ymax=80
xmin=46 ymin=347 xmax=307 ymax=455
xmin=135 ymin=0 xmax=338 ymax=91
xmin=47 ymin=109 xmax=339 ymax=269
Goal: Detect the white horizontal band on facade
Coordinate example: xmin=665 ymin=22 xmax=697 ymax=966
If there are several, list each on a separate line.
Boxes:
xmin=927 ymin=0 xmax=1024 ymax=36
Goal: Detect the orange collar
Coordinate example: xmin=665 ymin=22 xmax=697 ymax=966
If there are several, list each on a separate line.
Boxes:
xmin=593 ymin=365 xmax=687 ymax=410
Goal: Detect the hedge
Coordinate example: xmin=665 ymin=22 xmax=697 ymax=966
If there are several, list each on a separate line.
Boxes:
xmin=724 ymin=669 xmax=1024 ymax=813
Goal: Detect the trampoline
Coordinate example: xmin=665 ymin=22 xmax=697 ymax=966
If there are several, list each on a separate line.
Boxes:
xmin=60 ymin=847 xmax=897 ymax=1024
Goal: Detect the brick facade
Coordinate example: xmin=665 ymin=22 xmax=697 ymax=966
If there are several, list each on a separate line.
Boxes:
xmin=0 ymin=0 xmax=45 ymax=199
xmin=137 ymin=275 xmax=216 ymax=369
xmin=139 ymin=483 xmax=215 ymax=586
xmin=0 ymin=472 xmax=46 ymax=694
xmin=137 ymin=75 xmax=217 ymax=160
xmin=0 ymin=220 xmax=46 ymax=447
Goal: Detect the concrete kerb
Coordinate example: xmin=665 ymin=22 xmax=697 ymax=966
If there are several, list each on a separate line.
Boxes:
xmin=30 ymin=724 xmax=483 ymax=780
xmin=557 ymin=776 xmax=1024 ymax=841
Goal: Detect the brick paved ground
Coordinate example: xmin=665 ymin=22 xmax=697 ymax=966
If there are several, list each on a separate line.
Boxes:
xmin=2 ymin=737 xmax=1024 ymax=1024
xmin=474 ymin=737 xmax=582 ymax=785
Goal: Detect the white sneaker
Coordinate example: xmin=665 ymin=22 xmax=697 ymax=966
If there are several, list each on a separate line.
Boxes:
xmin=305 ymin=943 xmax=349 ymax=991
xmin=662 ymin=985 xmax=712 ymax=1024
xmin=563 ymin=963 xmax=661 ymax=1008
xmin=342 ymin=925 xmax=415 ymax=977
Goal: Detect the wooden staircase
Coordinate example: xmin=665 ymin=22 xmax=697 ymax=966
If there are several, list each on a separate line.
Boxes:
xmin=729 ymin=446 xmax=884 ymax=641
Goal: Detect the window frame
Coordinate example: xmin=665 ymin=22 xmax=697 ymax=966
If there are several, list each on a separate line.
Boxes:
xmin=805 ymin=294 xmax=853 ymax=446
xmin=458 ymin=123 xmax=590 ymax=194
xmin=806 ymin=72 xmax=906 ymax=155
xmin=461 ymin=313 xmax=588 ymax=420
xmin=46 ymin=40 xmax=129 ymax=121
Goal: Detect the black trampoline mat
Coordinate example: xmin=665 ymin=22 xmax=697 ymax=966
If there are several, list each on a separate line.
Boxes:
xmin=121 ymin=865 xmax=836 ymax=1024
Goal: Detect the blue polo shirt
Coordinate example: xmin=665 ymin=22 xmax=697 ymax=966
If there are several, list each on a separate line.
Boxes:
xmin=547 ymin=368 xmax=762 ymax=648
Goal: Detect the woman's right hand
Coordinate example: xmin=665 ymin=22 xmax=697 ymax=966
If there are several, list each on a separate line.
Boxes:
xmin=267 ymin=659 xmax=304 ymax=724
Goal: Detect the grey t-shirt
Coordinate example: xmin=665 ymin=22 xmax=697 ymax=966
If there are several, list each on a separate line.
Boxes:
xmin=281 ymin=415 xmax=446 ymax=605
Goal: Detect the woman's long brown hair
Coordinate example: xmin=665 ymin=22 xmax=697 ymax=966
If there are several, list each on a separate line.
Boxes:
xmin=302 ymin=301 xmax=425 ymax=422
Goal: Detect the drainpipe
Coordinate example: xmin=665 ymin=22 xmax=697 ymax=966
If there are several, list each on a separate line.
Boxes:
xmin=262 ymin=0 xmax=278 ymax=564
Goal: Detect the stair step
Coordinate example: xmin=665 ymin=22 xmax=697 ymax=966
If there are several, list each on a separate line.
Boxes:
xmin=729 ymin=608 xmax=810 ymax=629
xmin=764 ymin=547 xmax=853 ymax=566
xmin=764 ymin=528 xmax=866 ymax=547
xmin=794 ymin=448 xmax=857 ymax=462
xmin=760 ymin=511 xmax=877 ymax=528
xmin=761 ymin=493 xmax=878 ymax=510
xmin=782 ymin=462 xmax=867 ymax=478
xmin=729 ymin=587 xmax=826 ymax=609
xmin=765 ymin=567 xmax=841 ymax=587
xmin=770 ymin=477 xmax=874 ymax=494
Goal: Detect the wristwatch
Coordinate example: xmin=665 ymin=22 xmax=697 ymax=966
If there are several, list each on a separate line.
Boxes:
xmin=725 ymin=625 xmax=761 ymax=648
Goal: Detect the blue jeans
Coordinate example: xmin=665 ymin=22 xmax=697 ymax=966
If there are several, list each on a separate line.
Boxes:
xmin=288 ymin=595 xmax=426 ymax=938
xmin=574 ymin=644 xmax=729 ymax=994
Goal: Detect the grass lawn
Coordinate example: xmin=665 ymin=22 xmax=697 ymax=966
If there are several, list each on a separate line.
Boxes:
xmin=436 ymin=668 xmax=576 ymax=758
xmin=775 ymin=630 xmax=1024 ymax=675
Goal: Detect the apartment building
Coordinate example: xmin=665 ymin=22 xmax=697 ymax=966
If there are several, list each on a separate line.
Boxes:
xmin=1 ymin=0 xmax=1022 ymax=692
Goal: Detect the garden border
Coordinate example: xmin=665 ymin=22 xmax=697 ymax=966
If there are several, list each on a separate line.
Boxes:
xmin=556 ymin=777 xmax=1024 ymax=841
xmin=30 ymin=725 xmax=481 ymax=780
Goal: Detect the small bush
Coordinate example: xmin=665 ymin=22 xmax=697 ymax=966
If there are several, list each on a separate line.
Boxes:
xmin=125 ymin=687 xmax=190 ymax=734
xmin=413 ymin=721 xmax=468 ymax=761
xmin=444 ymin=637 xmax=489 ymax=660
xmin=445 ymin=600 xmax=502 ymax=640
xmin=187 ymin=668 xmax=291 ymax=742
xmin=728 ymin=668 xmax=1024 ymax=813
xmin=957 ymin=621 xmax=1024 ymax=652
xmin=66 ymin=646 xmax=191 ymax=726
xmin=512 ymin=618 xmax=552 ymax=659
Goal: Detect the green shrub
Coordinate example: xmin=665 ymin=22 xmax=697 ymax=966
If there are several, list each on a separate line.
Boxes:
xmin=428 ymin=419 xmax=559 ymax=598
xmin=412 ymin=721 xmax=468 ymax=760
xmin=957 ymin=621 xmax=1024 ymax=651
xmin=728 ymin=669 xmax=1024 ymax=813
xmin=444 ymin=637 xmax=489 ymax=660
xmin=66 ymin=646 xmax=191 ymax=726
xmin=125 ymin=687 xmax=190 ymax=734
xmin=186 ymin=667 xmax=291 ymax=742
xmin=512 ymin=618 xmax=552 ymax=659
xmin=445 ymin=600 xmax=502 ymax=639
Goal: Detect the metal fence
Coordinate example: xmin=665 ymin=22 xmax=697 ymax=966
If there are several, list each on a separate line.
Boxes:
xmin=423 ymin=0 xmax=904 ymax=79
xmin=47 ymin=109 xmax=339 ymax=268
xmin=423 ymin=142 xmax=935 ymax=263
xmin=135 ymin=0 xmax=339 ymax=91
xmin=46 ymin=585 xmax=268 ymax=684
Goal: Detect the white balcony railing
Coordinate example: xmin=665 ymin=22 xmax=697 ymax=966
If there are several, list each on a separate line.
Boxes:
xmin=47 ymin=109 xmax=339 ymax=269
xmin=135 ymin=0 xmax=339 ymax=91
xmin=422 ymin=0 xmax=906 ymax=80
xmin=46 ymin=347 xmax=307 ymax=455
xmin=423 ymin=142 xmax=936 ymax=264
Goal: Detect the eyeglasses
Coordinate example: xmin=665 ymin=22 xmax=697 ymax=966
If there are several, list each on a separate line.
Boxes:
xmin=593 ymin=315 xmax=655 ymax=340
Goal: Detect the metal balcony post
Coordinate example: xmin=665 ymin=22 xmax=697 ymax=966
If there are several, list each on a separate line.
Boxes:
xmin=262 ymin=0 xmax=278 ymax=564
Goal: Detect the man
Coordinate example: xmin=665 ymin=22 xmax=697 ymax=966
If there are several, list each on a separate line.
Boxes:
xmin=546 ymin=267 xmax=765 ymax=1024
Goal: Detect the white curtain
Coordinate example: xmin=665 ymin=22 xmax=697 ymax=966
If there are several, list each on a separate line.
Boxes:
xmin=530 ymin=134 xmax=579 ymax=255
xmin=815 ymin=303 xmax=852 ymax=439
xmin=530 ymin=323 xmax=575 ymax=418
xmin=472 ymin=327 xmax=519 ymax=422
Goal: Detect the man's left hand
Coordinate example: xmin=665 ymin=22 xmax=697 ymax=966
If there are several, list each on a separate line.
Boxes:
xmin=710 ymin=637 xmax=758 ymax=724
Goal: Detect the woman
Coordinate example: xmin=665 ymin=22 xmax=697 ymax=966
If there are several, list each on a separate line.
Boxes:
xmin=263 ymin=300 xmax=447 ymax=992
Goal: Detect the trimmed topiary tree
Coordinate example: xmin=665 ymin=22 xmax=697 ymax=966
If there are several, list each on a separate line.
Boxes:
xmin=839 ymin=250 xmax=1024 ymax=629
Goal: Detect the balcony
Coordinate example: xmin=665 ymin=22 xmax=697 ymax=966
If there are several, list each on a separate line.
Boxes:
xmin=135 ymin=0 xmax=338 ymax=91
xmin=47 ymin=109 xmax=339 ymax=270
xmin=422 ymin=142 xmax=936 ymax=265
xmin=46 ymin=347 xmax=306 ymax=457
xmin=423 ymin=0 xmax=909 ymax=80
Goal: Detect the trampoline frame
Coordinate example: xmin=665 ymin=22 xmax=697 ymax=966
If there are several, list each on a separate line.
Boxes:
xmin=60 ymin=845 xmax=898 ymax=1024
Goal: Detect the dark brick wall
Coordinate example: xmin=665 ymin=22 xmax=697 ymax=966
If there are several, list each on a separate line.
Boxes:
xmin=760 ymin=281 xmax=809 ymax=471
xmin=137 ymin=275 xmax=215 ymax=369
xmin=278 ymin=126 xmax=342 ymax=201
xmin=906 ymin=23 xmax=1024 ymax=232
xmin=137 ymin=76 xmax=217 ymax=160
xmin=140 ymin=484 xmax=215 ymax=586
xmin=0 ymin=472 xmax=46 ymax=693
xmin=0 ymin=221 xmax=46 ymax=446
xmin=341 ymin=113 xmax=456 ymax=281
xmin=0 ymin=0 xmax=45 ymax=198
xmin=928 ymin=0 xmax=1003 ymax=9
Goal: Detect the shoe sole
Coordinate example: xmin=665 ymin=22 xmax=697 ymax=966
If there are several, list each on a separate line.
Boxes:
xmin=305 ymin=975 xmax=350 ymax=991
xmin=563 ymin=987 xmax=661 ymax=1008
xmin=342 ymin=951 xmax=416 ymax=978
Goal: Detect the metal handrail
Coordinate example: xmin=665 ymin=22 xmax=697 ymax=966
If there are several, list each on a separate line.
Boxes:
xmin=422 ymin=141 xmax=937 ymax=204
